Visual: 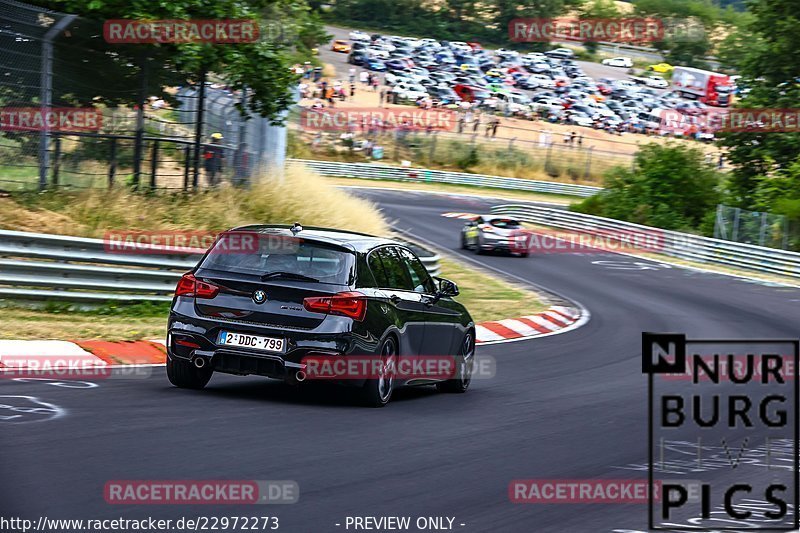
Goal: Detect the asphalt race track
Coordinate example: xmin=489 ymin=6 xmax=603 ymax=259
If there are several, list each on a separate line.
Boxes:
xmin=3 ymin=188 xmax=800 ymax=532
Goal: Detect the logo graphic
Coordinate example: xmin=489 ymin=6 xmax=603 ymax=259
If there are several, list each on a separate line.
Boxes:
xmin=643 ymin=333 xmax=799 ymax=531
xmin=643 ymin=332 xmax=686 ymax=374
xmin=252 ymin=290 xmax=267 ymax=304
xmin=103 ymin=20 xmax=260 ymax=44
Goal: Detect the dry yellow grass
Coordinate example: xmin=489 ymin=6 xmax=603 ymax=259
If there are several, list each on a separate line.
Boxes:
xmin=1 ymin=166 xmax=389 ymax=238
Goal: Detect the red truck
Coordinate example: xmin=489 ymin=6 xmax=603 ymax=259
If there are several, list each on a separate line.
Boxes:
xmin=671 ymin=67 xmax=732 ymax=107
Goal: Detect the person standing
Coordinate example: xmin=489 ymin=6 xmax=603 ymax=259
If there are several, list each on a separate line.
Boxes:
xmin=348 ymin=67 xmax=356 ymax=84
xmin=491 ymin=117 xmax=499 ymax=138
xmin=350 ymin=82 xmax=356 ymax=100
xmin=204 ymin=132 xmax=225 ymax=186
xmin=371 ymin=75 xmax=379 ymax=91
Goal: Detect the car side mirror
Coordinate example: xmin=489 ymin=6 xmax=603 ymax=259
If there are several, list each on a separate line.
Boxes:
xmin=436 ymin=277 xmax=459 ymax=297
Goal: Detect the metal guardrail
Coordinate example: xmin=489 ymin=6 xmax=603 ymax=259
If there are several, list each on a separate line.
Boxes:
xmin=491 ymin=204 xmax=800 ymax=280
xmin=286 ymin=159 xmax=602 ymax=198
xmin=0 ymin=229 xmax=440 ymax=302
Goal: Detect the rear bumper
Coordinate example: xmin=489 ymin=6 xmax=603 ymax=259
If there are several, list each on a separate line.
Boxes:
xmin=479 ymin=238 xmax=523 ymax=253
xmin=167 ymin=307 xmax=373 ymax=386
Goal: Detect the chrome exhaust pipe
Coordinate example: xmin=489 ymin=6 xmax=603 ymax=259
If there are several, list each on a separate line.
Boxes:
xmin=194 ymin=357 xmax=206 ymax=369
xmin=295 ymin=370 xmax=306 ymax=382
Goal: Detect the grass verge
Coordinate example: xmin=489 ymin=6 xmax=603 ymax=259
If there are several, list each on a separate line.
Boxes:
xmin=440 ymin=256 xmax=548 ymax=323
xmin=0 ymin=258 xmax=548 ymax=341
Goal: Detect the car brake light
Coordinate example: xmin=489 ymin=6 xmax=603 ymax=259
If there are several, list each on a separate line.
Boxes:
xmin=303 ymin=291 xmax=367 ymax=321
xmin=174 ymin=273 xmax=219 ymax=299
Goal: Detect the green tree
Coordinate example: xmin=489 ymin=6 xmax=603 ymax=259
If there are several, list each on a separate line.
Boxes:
xmin=24 ymin=0 xmax=328 ymax=121
xmin=572 ymin=143 xmax=721 ymax=231
xmin=634 ymin=0 xmax=721 ymax=67
xmin=716 ymin=0 xmax=800 ymax=207
xmin=579 ymin=0 xmax=619 ymax=56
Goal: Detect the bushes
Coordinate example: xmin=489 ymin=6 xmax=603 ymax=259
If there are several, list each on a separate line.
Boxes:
xmin=572 ymin=143 xmax=722 ymax=232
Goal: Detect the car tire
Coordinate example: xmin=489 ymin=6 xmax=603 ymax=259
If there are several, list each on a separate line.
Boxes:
xmin=519 ymin=251 xmax=529 ymax=258
xmin=460 ymin=233 xmax=469 ymax=250
xmin=437 ymin=332 xmax=474 ymax=394
xmin=361 ymin=337 xmax=397 ymax=407
xmin=166 ymin=356 xmax=213 ymax=389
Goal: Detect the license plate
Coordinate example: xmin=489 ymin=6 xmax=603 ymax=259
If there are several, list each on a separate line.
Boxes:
xmin=217 ymin=331 xmax=286 ymax=353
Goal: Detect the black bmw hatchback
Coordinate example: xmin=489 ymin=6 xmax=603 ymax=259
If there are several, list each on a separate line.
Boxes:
xmin=166 ymin=224 xmax=475 ymax=406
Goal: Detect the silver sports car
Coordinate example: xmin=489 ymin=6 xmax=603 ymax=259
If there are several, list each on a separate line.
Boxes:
xmin=460 ymin=215 xmax=528 ymax=256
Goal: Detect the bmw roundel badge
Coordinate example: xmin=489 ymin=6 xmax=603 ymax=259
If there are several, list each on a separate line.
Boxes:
xmin=253 ymin=290 xmax=267 ymax=304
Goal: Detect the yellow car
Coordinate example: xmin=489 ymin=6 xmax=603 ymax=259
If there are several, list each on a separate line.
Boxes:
xmin=331 ymin=40 xmax=351 ymax=53
xmin=647 ymin=63 xmax=674 ymax=73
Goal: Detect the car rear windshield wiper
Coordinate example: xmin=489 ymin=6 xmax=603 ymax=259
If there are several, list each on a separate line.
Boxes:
xmin=260 ymin=271 xmax=320 ymax=283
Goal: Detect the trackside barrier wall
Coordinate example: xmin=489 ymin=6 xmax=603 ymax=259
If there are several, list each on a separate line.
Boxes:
xmin=490 ymin=204 xmax=800 ymax=280
xmin=285 ymin=159 xmax=602 ymax=198
xmin=0 ymin=230 xmax=440 ymax=302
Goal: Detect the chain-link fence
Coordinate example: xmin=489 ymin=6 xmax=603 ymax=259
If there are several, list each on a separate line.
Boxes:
xmin=713 ymin=204 xmax=790 ymax=250
xmin=0 ymin=0 xmax=287 ymax=191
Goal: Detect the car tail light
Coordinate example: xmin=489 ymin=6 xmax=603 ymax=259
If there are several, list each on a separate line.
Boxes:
xmin=303 ymin=291 xmax=367 ymax=321
xmin=174 ymin=273 xmax=219 ymax=299
xmin=175 ymin=339 xmax=201 ymax=349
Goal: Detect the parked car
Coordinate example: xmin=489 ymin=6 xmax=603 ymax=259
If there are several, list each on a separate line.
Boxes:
xmin=349 ymin=30 xmax=371 ymax=42
xmin=453 ymin=84 xmax=491 ymax=103
xmin=644 ymin=76 xmax=669 ymax=89
xmin=365 ymin=58 xmax=387 ymax=71
xmin=601 ymin=57 xmax=633 ymax=68
xmin=545 ymin=48 xmax=575 ymax=59
xmin=167 ymin=225 xmax=475 ymax=407
xmin=331 ymin=40 xmax=351 ymax=53
xmin=647 ymin=63 xmax=674 ymax=73
xmin=348 ymin=52 xmax=368 ymax=66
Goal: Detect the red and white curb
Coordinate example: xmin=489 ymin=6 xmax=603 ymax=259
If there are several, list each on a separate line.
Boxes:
xmin=0 ymin=306 xmax=582 ymax=368
xmin=0 ymin=339 xmax=166 ymax=370
xmin=475 ymin=305 xmax=583 ymax=344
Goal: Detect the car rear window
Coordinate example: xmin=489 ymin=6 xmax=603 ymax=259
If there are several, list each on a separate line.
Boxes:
xmin=200 ymin=233 xmax=355 ymax=285
xmin=489 ymin=218 xmax=522 ymax=229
